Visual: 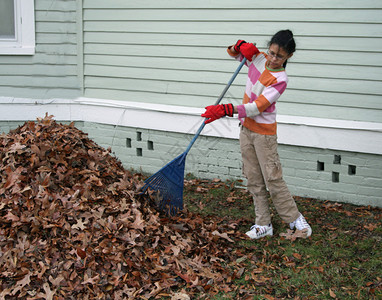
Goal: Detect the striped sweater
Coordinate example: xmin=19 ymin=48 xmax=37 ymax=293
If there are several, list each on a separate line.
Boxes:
xmin=227 ymin=48 xmax=289 ymax=135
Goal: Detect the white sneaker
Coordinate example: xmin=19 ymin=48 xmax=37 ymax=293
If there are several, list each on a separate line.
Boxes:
xmin=246 ymin=224 xmax=273 ymax=239
xmin=290 ymin=214 xmax=312 ymax=237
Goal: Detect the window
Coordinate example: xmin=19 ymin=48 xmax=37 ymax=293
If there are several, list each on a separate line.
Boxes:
xmin=0 ymin=0 xmax=35 ymax=55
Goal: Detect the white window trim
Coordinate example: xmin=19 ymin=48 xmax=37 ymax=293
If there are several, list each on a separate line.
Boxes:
xmin=0 ymin=0 xmax=35 ymax=55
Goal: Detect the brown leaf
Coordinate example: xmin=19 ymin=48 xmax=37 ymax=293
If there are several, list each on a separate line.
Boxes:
xmin=171 ymin=246 xmax=181 ymax=256
xmin=38 ymin=282 xmax=56 ymax=300
xmin=196 ymin=186 xmax=208 ymax=193
xmin=171 ymin=292 xmax=191 ymax=300
xmin=3 ymin=166 xmax=23 ymax=190
xmin=212 ymin=230 xmax=234 ymax=242
xmin=49 ymin=275 xmax=65 ymax=287
xmin=10 ymin=273 xmax=31 ymax=296
xmin=313 ymin=266 xmax=324 ymax=273
xmin=292 ymin=253 xmax=302 ymax=260
xmin=8 ymin=142 xmax=26 ymax=153
xmin=72 ymin=219 xmax=88 ymax=230
xmin=236 ymin=267 xmax=245 ymax=278
xmin=227 ymin=197 xmax=236 ymax=203
xmin=364 ymin=223 xmax=377 ymax=231
xmin=76 ymin=247 xmax=86 ymax=259
xmin=329 ymin=288 xmax=336 ymax=298
xmin=4 ymin=211 xmax=20 ymax=222
xmin=130 ymin=208 xmax=145 ymax=231
xmin=82 ymin=274 xmax=100 ymax=285
xmin=280 ymin=229 xmax=310 ymax=241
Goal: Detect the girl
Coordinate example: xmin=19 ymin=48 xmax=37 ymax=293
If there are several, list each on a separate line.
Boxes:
xmin=202 ymin=30 xmax=312 ymax=239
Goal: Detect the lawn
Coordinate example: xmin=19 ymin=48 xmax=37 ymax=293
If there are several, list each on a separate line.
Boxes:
xmin=182 ymin=177 xmax=382 ymax=299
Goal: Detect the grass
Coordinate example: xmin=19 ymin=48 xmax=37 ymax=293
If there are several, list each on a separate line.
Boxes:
xmin=182 ymin=177 xmax=382 ymax=299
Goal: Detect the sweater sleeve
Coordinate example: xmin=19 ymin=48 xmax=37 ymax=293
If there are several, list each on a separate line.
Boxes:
xmin=226 ymin=45 xmax=249 ymax=65
xmin=227 ymin=45 xmax=239 ymax=57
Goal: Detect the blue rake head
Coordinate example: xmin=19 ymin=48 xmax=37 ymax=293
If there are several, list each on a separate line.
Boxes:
xmin=141 ymin=153 xmax=186 ymax=215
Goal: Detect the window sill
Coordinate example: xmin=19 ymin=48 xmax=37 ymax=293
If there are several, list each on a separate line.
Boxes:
xmin=0 ymin=46 xmax=35 ymax=55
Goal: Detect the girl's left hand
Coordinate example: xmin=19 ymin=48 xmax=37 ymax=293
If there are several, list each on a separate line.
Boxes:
xmin=201 ymin=104 xmax=234 ymax=124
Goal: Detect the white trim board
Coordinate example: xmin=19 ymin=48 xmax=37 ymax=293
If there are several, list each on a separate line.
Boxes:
xmin=1 ymin=96 xmax=382 ymax=155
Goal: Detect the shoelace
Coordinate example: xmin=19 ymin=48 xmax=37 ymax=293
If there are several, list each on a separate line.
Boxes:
xmin=295 ymin=215 xmax=312 ymax=237
xmin=296 ymin=215 xmax=310 ymax=230
xmin=250 ymin=225 xmax=270 ymax=236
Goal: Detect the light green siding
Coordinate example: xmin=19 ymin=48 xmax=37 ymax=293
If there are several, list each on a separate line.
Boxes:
xmin=82 ymin=0 xmax=382 ymax=123
xmin=0 ymin=0 xmax=81 ymax=99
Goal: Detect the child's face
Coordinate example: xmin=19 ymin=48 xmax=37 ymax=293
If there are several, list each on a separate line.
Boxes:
xmin=266 ymin=44 xmax=293 ymax=69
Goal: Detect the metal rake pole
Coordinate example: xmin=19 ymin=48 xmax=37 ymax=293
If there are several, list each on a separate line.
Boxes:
xmin=183 ymin=57 xmax=247 ymax=156
xmin=141 ymin=58 xmax=247 ymax=214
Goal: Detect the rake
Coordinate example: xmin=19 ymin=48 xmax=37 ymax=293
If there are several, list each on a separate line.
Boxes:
xmin=141 ymin=58 xmax=247 ymax=215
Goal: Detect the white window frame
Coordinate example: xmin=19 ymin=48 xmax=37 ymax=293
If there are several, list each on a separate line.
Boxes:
xmin=0 ymin=0 xmax=35 ymax=55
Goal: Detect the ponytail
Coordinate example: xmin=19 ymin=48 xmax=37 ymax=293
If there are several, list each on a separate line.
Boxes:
xmin=268 ymin=30 xmax=296 ymax=68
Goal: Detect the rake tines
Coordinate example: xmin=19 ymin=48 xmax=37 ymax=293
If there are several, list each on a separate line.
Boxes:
xmin=141 ymin=153 xmax=186 ymax=215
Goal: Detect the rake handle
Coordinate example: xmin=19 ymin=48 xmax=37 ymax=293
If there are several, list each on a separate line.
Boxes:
xmin=184 ymin=57 xmax=247 ymax=155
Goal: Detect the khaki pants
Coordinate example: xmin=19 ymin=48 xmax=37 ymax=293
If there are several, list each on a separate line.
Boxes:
xmin=240 ymin=126 xmax=300 ymax=226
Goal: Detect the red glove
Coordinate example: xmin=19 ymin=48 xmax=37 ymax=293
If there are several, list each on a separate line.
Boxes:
xmin=234 ymin=40 xmax=259 ymax=61
xmin=201 ymin=104 xmax=234 ymax=124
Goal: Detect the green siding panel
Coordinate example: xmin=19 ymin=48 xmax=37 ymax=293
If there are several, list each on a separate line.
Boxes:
xmin=83 ymin=21 xmax=382 ymax=37
xmin=83 ymin=8 xmax=382 ymax=23
xmin=83 ymin=0 xmax=382 ymax=9
xmin=81 ymin=1 xmax=382 ymax=123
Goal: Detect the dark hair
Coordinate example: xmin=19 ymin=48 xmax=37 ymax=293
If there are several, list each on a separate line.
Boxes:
xmin=268 ymin=30 xmax=296 ymax=68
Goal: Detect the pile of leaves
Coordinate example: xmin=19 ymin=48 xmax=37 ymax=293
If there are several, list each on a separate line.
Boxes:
xmin=0 ymin=116 xmax=246 ymax=299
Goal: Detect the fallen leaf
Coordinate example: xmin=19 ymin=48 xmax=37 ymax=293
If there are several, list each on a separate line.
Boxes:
xmin=171 ymin=292 xmax=191 ymax=300
xmin=212 ymin=230 xmax=234 ymax=242
xmin=329 ymin=288 xmax=336 ymax=298
xmin=293 ymin=253 xmax=302 ymax=260
xmin=72 ymin=218 xmax=88 ymax=230
xmin=280 ymin=229 xmax=310 ymax=241
xmin=49 ymin=275 xmax=65 ymax=287
xmin=364 ymin=223 xmax=377 ymax=231
xmin=11 ymin=273 xmax=31 ymax=296
xmin=8 ymin=142 xmax=26 ymax=153
xmin=76 ymin=247 xmax=86 ymax=259
xmin=82 ymin=274 xmax=100 ymax=285
xmin=4 ymin=211 xmax=20 ymax=222
xmin=40 ymin=282 xmax=56 ymax=300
